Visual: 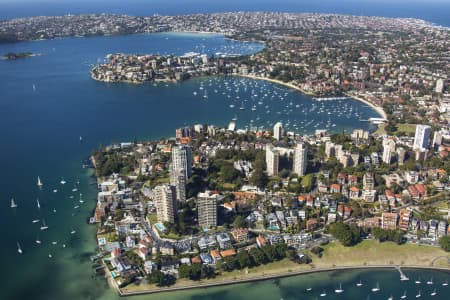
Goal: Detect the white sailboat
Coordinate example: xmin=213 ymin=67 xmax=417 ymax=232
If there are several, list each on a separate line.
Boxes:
xmin=334 ymin=283 xmax=344 ymax=294
xmin=10 ymin=198 xmax=18 ymax=208
xmin=371 ymin=282 xmax=380 ymax=292
xmin=203 ymin=89 xmax=208 ymax=99
xmin=415 ymin=290 xmax=421 ymax=298
xmin=40 ymin=219 xmax=49 ymax=230
xmin=430 ymin=289 xmax=437 ymax=296
xmin=36 ymin=237 xmax=42 ymax=244
xmin=400 ymin=291 xmax=407 ymax=299
xmin=356 ymin=279 xmax=363 ymax=287
xmin=60 ymin=177 xmax=66 ymax=185
xmin=37 ymin=176 xmax=43 ymax=187
xmin=415 ymin=278 xmax=421 ymax=284
xmin=17 ymin=242 xmax=23 ymax=254
xmin=32 ymin=84 xmax=36 ymax=92
xmin=426 ymin=277 xmax=433 ymax=285
xmin=442 ymin=280 xmax=448 ymax=286
xmin=32 ymin=219 xmax=40 ymax=223
xmin=70 ymin=228 xmax=76 ymax=235
xmin=36 ymin=198 xmax=40 ymax=209
xmin=319 ymin=290 xmax=327 ymax=297
xmin=388 ymin=295 xmax=394 ymax=300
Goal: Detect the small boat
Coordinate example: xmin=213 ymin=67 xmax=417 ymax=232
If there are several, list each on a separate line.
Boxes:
xmin=415 ymin=278 xmax=421 ymax=284
xmin=32 ymin=219 xmax=40 ymax=223
xmin=356 ymin=279 xmax=363 ymax=287
xmin=53 ymin=189 xmax=58 ymax=193
xmin=74 ymin=205 xmax=79 ymax=209
xmin=62 ymin=244 xmax=66 ymax=248
xmin=371 ymin=282 xmax=380 ymax=292
xmin=37 ymin=176 xmax=43 ymax=187
xmin=53 ymin=208 xmax=56 ymax=213
xmin=36 ymin=198 xmax=40 ymax=209
xmin=72 ymin=187 xmax=78 ymax=192
xmin=388 ymin=295 xmax=394 ymax=300
xmin=60 ymin=177 xmax=66 ymax=185
xmin=306 ymin=287 xmax=312 ymax=292
xmin=203 ymin=90 xmax=208 ymax=99
xmin=40 ymin=220 xmax=49 ymax=231
xmin=10 ymin=198 xmax=18 ymax=208
xmin=400 ymin=291 xmax=407 ymax=299
xmin=36 ymin=239 xmax=42 ymax=244
xmin=229 ymin=104 xmax=235 ymax=108
xmin=442 ymin=280 xmax=448 ymax=286
xmin=430 ymin=289 xmax=437 ymax=296
xmin=334 ymin=283 xmax=344 ymax=294
xmin=193 ymin=91 xmax=197 ymax=95
xmin=426 ymin=278 xmax=433 ymax=285
xmin=319 ymin=290 xmax=327 ymax=297
xmin=17 ymin=242 xmax=23 ymax=254
xmin=70 ymin=229 xmax=76 ymax=235
xmin=48 ymin=254 xmax=53 ymax=258
xmin=79 ymin=136 xmax=82 ymax=142
xmin=33 ymin=84 xmax=36 ymax=92
xmin=51 ymin=241 xmax=57 ymax=245
xmin=415 ymin=290 xmax=421 ymax=298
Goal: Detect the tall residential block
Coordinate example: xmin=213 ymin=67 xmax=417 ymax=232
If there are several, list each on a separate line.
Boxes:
xmin=265 ymin=144 xmax=279 ymax=176
xmin=273 ymin=122 xmax=283 ymax=141
xmin=413 ymin=125 xmax=431 ymax=150
xmin=154 ymin=184 xmax=177 ymax=224
xmin=171 ymin=144 xmax=193 ymax=179
xmin=293 ymin=143 xmax=308 ymax=176
xmin=197 ymin=191 xmax=218 ymax=228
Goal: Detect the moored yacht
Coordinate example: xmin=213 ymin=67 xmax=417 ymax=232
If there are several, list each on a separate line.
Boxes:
xmin=371 ymin=282 xmax=380 ymax=292
xmin=334 ymin=283 xmax=344 ymax=294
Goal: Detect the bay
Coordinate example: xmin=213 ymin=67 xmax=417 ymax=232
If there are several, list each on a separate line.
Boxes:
xmin=0 ymin=32 xmax=448 ymax=300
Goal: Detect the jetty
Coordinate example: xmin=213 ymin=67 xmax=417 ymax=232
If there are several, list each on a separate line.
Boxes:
xmin=395 ymin=266 xmax=409 ymax=281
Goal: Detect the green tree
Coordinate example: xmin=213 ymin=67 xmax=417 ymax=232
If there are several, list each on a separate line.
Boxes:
xmin=329 ymin=222 xmax=361 ymax=246
xmin=439 ymin=236 xmax=450 ymax=252
xmin=249 ymin=247 xmax=267 ymax=265
xmin=232 ymin=215 xmax=247 ymax=228
xmin=147 ymin=270 xmax=164 ymax=285
xmin=236 ymin=251 xmax=252 ymax=269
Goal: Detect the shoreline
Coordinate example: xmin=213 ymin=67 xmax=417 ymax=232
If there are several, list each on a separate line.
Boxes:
xmin=117 ymin=265 xmax=450 ymax=296
xmin=236 ymin=74 xmax=388 ymax=120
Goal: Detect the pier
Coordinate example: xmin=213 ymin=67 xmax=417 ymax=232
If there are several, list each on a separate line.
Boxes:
xmin=395 ymin=266 xmax=409 ymax=281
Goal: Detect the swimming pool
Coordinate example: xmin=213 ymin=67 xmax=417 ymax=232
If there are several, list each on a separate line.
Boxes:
xmin=155 ymin=222 xmax=166 ymax=232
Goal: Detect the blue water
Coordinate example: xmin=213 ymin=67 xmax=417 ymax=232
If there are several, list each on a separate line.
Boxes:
xmin=0 ymin=25 xmax=448 ymax=300
xmin=1 ymin=0 xmax=450 ymax=27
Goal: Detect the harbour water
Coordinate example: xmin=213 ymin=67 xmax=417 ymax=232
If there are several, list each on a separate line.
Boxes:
xmin=0 ymin=32 xmax=448 ymax=300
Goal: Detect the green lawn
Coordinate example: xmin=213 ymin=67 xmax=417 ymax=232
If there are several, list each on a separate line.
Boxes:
xmin=395 ymin=123 xmax=416 ymax=135
xmin=313 ymin=240 xmax=449 ymax=268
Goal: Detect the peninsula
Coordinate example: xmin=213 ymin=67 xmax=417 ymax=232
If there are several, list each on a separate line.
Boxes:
xmin=90 ymin=120 xmax=450 ymax=295
xmin=1 ymin=52 xmax=38 ymax=60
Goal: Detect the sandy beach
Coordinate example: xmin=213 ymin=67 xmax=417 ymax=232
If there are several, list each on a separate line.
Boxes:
xmin=235 ymin=74 xmax=388 ymax=120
